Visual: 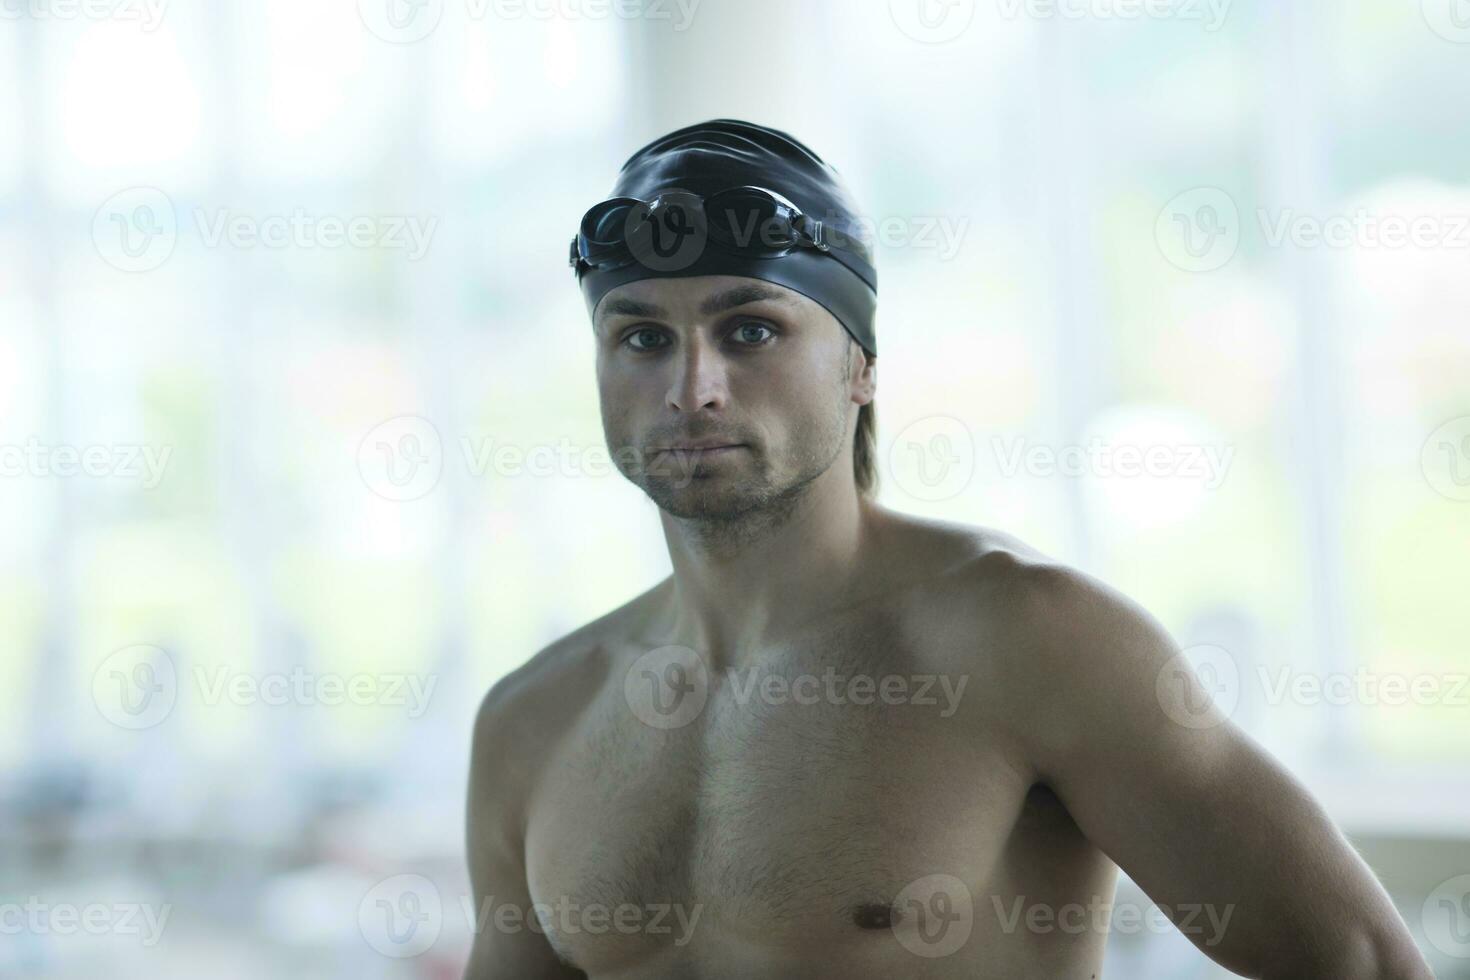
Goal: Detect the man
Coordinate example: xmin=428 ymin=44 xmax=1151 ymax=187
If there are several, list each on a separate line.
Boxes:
xmin=460 ymin=119 xmax=1433 ymax=978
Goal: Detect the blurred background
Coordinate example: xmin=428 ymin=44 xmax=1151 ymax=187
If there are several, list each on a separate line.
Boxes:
xmin=2 ymin=0 xmax=1469 ymax=976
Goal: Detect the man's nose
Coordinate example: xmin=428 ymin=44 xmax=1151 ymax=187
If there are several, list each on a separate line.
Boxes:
xmin=666 ymin=336 xmax=728 ymax=412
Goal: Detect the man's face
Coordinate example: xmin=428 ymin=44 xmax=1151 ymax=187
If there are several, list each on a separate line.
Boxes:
xmin=593 ymin=275 xmax=871 ymax=520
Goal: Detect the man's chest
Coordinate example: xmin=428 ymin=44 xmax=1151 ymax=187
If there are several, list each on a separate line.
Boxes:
xmin=521 ymin=623 xmax=1033 ymax=957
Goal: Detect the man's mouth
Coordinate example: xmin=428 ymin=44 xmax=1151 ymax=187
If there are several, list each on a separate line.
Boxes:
xmin=657 ymin=443 xmax=744 ymax=452
xmin=649 ymin=435 xmax=747 ymax=452
xmin=647 ymin=443 xmax=748 ymax=465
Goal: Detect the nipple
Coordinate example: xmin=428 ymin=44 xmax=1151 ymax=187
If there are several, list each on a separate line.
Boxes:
xmin=851 ymin=902 xmax=897 ymax=930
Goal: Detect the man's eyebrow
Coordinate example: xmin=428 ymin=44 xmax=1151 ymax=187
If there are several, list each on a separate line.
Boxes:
xmin=597 ymin=284 xmax=795 ymax=325
xmin=698 ymin=283 xmax=794 ymax=316
xmin=597 ymin=296 xmax=668 ymax=323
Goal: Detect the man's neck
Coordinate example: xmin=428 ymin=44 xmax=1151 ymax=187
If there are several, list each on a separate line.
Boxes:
xmin=655 ymin=467 xmax=881 ymax=662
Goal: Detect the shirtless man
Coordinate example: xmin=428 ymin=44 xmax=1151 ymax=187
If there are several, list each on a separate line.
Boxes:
xmin=460 ymin=120 xmax=1434 ymax=978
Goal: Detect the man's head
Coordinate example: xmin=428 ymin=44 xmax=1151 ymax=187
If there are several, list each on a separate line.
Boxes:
xmin=571 ymin=120 xmax=879 ymax=518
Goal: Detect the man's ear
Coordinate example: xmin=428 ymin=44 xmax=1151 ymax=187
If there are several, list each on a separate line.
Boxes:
xmin=850 ymin=343 xmax=877 ymax=406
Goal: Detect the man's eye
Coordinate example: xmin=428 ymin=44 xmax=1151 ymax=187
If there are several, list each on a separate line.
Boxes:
xmin=731 ymin=321 xmax=775 ymax=346
xmin=624 ymin=327 xmax=669 ymax=351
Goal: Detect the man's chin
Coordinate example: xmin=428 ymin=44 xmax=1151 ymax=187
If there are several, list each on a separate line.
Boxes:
xmin=640 ymin=477 xmax=772 ymax=521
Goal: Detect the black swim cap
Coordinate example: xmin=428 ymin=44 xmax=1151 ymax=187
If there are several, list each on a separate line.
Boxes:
xmin=573 ymin=119 xmax=878 ymax=357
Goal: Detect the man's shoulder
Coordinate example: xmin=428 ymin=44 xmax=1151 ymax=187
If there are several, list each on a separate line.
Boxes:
xmin=896 ymin=517 xmax=1185 ymax=768
xmin=890 ymin=513 xmax=1168 ymax=670
xmin=472 ymin=580 xmax=666 ymax=747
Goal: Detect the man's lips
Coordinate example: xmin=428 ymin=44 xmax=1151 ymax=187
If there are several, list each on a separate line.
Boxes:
xmin=650 ymin=440 xmax=746 ymax=452
xmin=648 ymin=443 xmax=747 ymax=456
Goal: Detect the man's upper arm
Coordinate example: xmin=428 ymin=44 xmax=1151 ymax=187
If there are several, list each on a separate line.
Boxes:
xmin=462 ymin=677 xmax=584 ymax=979
xmin=1006 ymin=565 xmax=1432 ymax=980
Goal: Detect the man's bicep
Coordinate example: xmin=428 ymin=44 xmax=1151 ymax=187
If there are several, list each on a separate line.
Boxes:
xmin=1019 ymin=577 xmax=1424 ymax=977
xmin=463 ymin=688 xmax=584 ymax=979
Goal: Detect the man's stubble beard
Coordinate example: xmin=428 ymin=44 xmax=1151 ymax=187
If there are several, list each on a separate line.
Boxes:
xmin=605 ymin=392 xmax=851 ymax=548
